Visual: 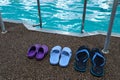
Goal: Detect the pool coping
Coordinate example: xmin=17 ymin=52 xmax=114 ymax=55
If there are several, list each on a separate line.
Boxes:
xmin=3 ymin=19 xmax=120 ymax=37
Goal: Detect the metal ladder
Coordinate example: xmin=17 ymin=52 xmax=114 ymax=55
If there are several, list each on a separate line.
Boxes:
xmin=33 ymin=0 xmax=120 ymax=53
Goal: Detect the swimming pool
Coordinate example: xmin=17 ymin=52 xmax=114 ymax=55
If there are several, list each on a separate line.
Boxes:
xmin=0 ymin=0 xmax=120 ymax=33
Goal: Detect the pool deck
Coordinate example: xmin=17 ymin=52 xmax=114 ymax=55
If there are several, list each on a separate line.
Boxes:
xmin=0 ymin=22 xmax=120 ymax=80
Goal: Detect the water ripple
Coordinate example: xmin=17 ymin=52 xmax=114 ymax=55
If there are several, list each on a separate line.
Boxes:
xmin=0 ymin=0 xmax=120 ymax=33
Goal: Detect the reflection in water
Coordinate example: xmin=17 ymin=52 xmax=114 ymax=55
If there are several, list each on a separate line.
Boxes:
xmin=86 ymin=10 xmax=111 ymax=22
xmin=54 ymin=0 xmax=83 ymax=20
xmin=86 ymin=0 xmax=113 ymax=22
xmin=0 ymin=0 xmax=11 ymax=6
xmin=20 ymin=0 xmax=37 ymax=11
xmin=0 ymin=0 xmax=119 ymax=33
xmin=40 ymin=0 xmax=55 ymax=3
xmin=53 ymin=0 xmax=82 ymax=31
xmin=91 ymin=0 xmax=113 ymax=10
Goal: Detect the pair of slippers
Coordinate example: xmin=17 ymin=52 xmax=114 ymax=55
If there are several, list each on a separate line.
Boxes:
xmin=50 ymin=46 xmax=72 ymax=67
xmin=74 ymin=46 xmax=106 ymax=77
xmin=27 ymin=44 xmax=48 ymax=60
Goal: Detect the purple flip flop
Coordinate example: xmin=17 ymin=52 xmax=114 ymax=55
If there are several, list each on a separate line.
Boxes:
xmin=35 ymin=45 xmax=48 ymax=60
xmin=27 ymin=44 xmax=41 ymax=58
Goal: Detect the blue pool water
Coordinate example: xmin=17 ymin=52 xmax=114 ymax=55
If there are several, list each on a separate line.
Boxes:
xmin=0 ymin=0 xmax=120 ymax=33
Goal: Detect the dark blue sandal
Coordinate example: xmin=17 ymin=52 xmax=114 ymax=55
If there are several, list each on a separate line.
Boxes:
xmin=90 ymin=48 xmax=106 ymax=77
xmin=74 ymin=46 xmax=90 ymax=72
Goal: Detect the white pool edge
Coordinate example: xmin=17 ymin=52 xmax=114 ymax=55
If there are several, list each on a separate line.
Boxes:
xmin=3 ymin=19 xmax=120 ymax=37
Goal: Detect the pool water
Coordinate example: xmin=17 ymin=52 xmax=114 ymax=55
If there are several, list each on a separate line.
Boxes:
xmin=0 ymin=0 xmax=120 ymax=33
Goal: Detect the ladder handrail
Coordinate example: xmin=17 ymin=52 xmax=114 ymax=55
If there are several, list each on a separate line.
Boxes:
xmin=0 ymin=12 xmax=7 ymax=34
xmin=37 ymin=0 xmax=42 ymax=28
xmin=102 ymin=0 xmax=119 ymax=54
xmin=33 ymin=0 xmax=42 ymax=28
xmin=81 ymin=0 xmax=87 ymax=33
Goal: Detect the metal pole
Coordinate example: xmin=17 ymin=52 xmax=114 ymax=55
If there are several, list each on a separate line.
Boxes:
xmin=37 ymin=0 xmax=42 ymax=28
xmin=33 ymin=0 xmax=42 ymax=28
xmin=0 ymin=12 xmax=7 ymax=34
xmin=81 ymin=0 xmax=87 ymax=33
xmin=102 ymin=0 xmax=118 ymax=54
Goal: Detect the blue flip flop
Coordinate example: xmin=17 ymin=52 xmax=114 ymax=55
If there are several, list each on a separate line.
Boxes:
xmin=90 ymin=48 xmax=106 ymax=77
xmin=59 ymin=47 xmax=72 ymax=67
xmin=74 ymin=46 xmax=90 ymax=72
xmin=50 ymin=46 xmax=62 ymax=65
